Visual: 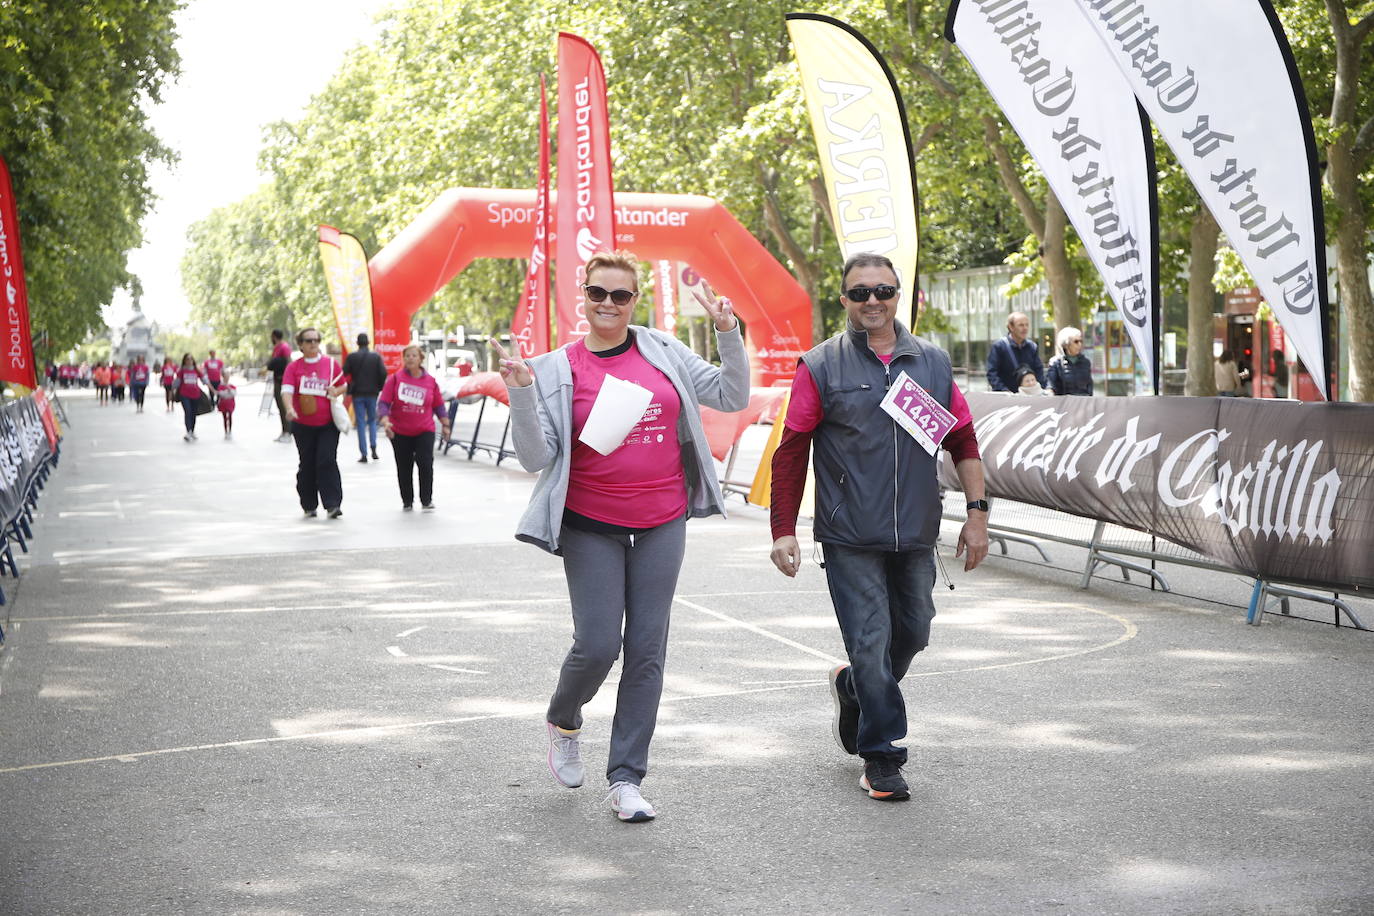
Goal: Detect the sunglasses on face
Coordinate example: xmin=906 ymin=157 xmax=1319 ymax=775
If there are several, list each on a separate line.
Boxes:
xmin=301 ymin=337 xmax=321 ymax=344
xmin=843 ymin=285 xmax=899 ymax=302
xmin=582 ymin=285 xmax=638 ymax=306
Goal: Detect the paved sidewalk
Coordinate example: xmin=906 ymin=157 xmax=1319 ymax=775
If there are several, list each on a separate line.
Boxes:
xmin=1 ymin=391 xmax=1371 ymax=914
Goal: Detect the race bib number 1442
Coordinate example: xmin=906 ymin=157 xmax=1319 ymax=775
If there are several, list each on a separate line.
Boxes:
xmin=879 ymin=371 xmax=958 ymax=456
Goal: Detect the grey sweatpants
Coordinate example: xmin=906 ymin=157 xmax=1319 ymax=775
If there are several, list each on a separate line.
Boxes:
xmin=547 ymin=516 xmax=687 ymax=786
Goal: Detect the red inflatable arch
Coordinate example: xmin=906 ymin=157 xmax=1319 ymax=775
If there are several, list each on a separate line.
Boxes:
xmin=367 ymin=188 xmax=811 ymax=386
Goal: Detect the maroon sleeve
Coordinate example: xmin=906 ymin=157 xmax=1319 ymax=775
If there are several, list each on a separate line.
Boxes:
xmin=941 ymin=422 xmax=981 ymax=463
xmin=769 ymin=426 xmax=813 ymax=540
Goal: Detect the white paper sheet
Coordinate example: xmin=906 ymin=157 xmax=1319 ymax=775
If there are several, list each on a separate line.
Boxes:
xmin=577 ymin=374 xmax=653 ymax=456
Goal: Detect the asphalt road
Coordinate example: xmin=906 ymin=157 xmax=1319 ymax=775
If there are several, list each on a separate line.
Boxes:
xmin=1 ymin=387 xmax=1371 ymax=915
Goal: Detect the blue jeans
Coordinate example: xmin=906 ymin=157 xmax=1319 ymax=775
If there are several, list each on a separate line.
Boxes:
xmin=821 ymin=542 xmax=937 ymax=764
xmin=180 ymin=395 xmax=198 ymax=433
xmin=353 ymin=396 xmax=378 ymax=455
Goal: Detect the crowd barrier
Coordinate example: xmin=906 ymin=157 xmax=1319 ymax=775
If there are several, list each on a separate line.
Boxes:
xmin=0 ymin=389 xmax=64 ymax=642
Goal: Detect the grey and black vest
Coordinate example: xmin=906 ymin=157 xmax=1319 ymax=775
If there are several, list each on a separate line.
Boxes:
xmin=802 ymin=323 xmax=954 ymax=552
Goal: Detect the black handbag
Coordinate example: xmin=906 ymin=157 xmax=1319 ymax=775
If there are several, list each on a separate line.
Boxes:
xmin=194 ymin=391 xmax=214 ymax=415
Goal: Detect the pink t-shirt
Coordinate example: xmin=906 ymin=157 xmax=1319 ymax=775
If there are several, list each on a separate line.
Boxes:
xmin=272 ymin=341 xmax=292 ymax=362
xmin=565 ymin=340 xmax=686 ymax=528
xmin=379 ymin=369 xmax=444 ymax=436
xmin=281 ymin=356 xmax=339 ymax=427
xmin=217 ymin=382 xmax=236 ymax=412
xmin=131 ymin=365 xmax=150 ymax=384
xmin=203 ymin=358 xmax=223 ymax=382
xmin=783 ymin=357 xmax=974 ymax=435
xmin=178 ymin=367 xmax=203 ymax=400
xmin=161 ymin=365 xmax=177 ymax=386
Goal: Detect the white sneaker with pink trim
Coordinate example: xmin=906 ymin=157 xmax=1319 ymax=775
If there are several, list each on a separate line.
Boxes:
xmin=546 ymin=722 xmax=584 ymax=788
xmin=606 ymin=781 xmax=656 ymax=822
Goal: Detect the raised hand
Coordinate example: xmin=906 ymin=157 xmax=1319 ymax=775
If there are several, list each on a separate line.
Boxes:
xmin=692 ymin=282 xmax=737 ymax=332
xmin=489 ymin=338 xmax=534 ymax=388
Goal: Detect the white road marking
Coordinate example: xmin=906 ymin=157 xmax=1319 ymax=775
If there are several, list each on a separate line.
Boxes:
xmin=673 ymin=597 xmax=848 ymax=666
xmin=8 ymin=605 xmax=341 ymax=623
xmin=395 ymin=625 xmax=428 ymax=639
xmin=385 ymin=646 xmax=407 ymax=658
xmin=425 ymin=664 xmax=487 ymax=675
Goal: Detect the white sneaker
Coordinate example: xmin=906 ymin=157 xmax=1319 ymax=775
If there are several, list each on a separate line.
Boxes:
xmin=546 ymin=722 xmax=584 ymax=788
xmin=606 ymin=781 xmax=656 ymax=822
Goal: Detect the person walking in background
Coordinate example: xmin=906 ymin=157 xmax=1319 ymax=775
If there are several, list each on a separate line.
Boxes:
xmin=282 ymin=328 xmax=345 ymax=519
xmin=129 ymin=356 xmax=150 ymax=413
xmin=986 ymin=311 xmax=1044 ymax=392
xmin=378 ymin=344 xmax=450 ymax=510
xmin=161 ymin=358 xmax=178 ymax=411
xmin=1271 ymin=348 xmax=1289 ymax=398
xmin=494 ymin=249 xmax=749 ymax=824
xmin=342 ymin=332 xmax=388 ymax=463
xmin=769 ymin=251 xmax=989 ymax=803
xmin=177 ymin=353 xmax=205 ymax=442
xmin=203 ymin=350 xmax=224 ymax=405
xmin=93 ymin=362 xmax=111 ymax=405
xmin=110 ymin=363 xmax=126 ymax=404
xmin=1215 ymin=350 xmax=1247 ymax=396
xmin=267 ymin=329 xmax=293 ymax=442
xmin=1045 ymin=327 xmax=1093 ymax=396
xmin=217 ymin=371 xmax=237 ymax=437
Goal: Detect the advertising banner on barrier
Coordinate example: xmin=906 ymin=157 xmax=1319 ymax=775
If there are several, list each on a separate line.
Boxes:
xmin=318 ymin=226 xmax=376 ymax=361
xmin=787 ymin=14 xmax=921 ymax=330
xmin=555 ymin=32 xmax=617 ymax=347
xmin=0 ymin=155 xmax=37 ymax=390
xmin=946 ymin=0 xmax=1160 ymax=391
xmin=0 ymin=397 xmax=54 ymax=525
xmin=513 ymin=74 xmax=552 ymax=360
xmin=942 ymin=394 xmax=1374 ymax=590
xmin=1074 ymin=0 xmax=1331 ymax=398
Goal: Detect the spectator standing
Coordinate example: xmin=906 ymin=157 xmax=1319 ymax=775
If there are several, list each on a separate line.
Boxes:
xmin=769 ymin=252 xmax=989 ymax=803
xmin=203 ymin=350 xmax=224 ymax=405
xmin=282 ymin=328 xmax=345 ymax=519
xmin=494 ymin=249 xmax=749 ymax=823
xmin=1215 ymin=350 xmax=1246 ymax=396
xmin=129 ymin=356 xmax=150 ymax=412
xmin=1046 ymin=327 xmax=1093 ymax=396
xmin=378 ymin=344 xmax=450 ymax=510
xmin=342 ymin=332 xmax=388 ymax=463
xmin=177 ymin=353 xmax=205 ymax=441
xmin=986 ymin=311 xmax=1044 ymax=392
xmin=267 ymin=329 xmax=294 ymax=442
xmin=217 ymin=372 xmax=237 ymax=437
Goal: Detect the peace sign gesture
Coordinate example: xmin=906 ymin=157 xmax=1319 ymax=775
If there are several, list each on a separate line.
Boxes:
xmin=691 ymin=282 xmax=738 ymax=332
xmin=489 ymin=338 xmax=534 ymax=388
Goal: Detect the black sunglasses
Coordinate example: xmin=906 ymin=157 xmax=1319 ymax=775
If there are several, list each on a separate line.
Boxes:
xmin=583 ymin=285 xmax=638 ymax=306
xmin=301 ymin=337 xmax=321 ymax=343
xmin=842 ymin=284 xmax=899 ymax=302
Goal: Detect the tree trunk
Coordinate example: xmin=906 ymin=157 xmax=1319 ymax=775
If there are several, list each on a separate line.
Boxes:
xmin=1042 ymin=190 xmax=1079 ymax=335
xmin=1186 ymin=206 xmax=1220 ymax=397
xmin=1325 ymin=0 xmax=1374 ymax=401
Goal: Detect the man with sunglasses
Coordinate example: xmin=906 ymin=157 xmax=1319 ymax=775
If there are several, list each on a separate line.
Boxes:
xmin=769 ymin=252 xmax=989 ymax=803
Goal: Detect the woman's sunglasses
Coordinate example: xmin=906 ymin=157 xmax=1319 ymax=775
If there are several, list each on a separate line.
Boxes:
xmin=583 ymin=285 xmax=638 ymax=306
xmin=842 ymin=285 xmax=899 ymax=302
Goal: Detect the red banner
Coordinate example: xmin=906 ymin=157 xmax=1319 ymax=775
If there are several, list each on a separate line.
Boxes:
xmin=555 ymin=32 xmax=617 ymax=347
xmin=513 ymin=75 xmax=552 ymax=359
xmin=0 ymin=156 xmax=36 ymax=390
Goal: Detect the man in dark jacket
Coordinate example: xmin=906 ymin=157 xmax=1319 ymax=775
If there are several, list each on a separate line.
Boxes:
xmin=986 ymin=311 xmax=1045 ymax=391
xmin=769 ymin=252 xmax=989 ymax=803
xmin=342 ymin=333 xmax=388 ymax=462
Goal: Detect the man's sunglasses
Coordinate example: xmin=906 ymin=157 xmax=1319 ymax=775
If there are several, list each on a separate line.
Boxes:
xmin=843 ymin=285 xmax=899 ymax=302
xmin=301 ymin=337 xmax=321 ymax=343
xmin=583 ymin=285 xmax=638 ymax=306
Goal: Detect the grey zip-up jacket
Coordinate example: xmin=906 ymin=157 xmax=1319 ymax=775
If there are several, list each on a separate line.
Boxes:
xmin=804 ymin=322 xmax=953 ymax=552
xmin=507 ymin=325 xmax=750 ymax=555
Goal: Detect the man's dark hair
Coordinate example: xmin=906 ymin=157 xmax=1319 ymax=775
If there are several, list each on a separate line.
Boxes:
xmin=271 ymin=329 xmax=285 ymax=342
xmin=357 ymin=333 xmax=369 ymax=347
xmin=841 ymin=252 xmax=897 ymax=288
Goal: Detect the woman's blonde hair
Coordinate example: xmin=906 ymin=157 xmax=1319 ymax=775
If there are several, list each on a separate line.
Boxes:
xmin=583 ymin=249 xmax=641 ymax=290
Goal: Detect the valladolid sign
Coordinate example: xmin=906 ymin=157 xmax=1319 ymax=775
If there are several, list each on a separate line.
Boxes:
xmin=944 ymin=395 xmax=1374 ymax=591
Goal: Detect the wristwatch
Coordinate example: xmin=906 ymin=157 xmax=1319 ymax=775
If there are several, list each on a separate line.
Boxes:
xmin=966 ymin=499 xmax=990 ymax=513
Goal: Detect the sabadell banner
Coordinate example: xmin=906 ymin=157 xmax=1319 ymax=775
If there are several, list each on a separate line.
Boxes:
xmin=942 ymin=393 xmax=1374 ymax=591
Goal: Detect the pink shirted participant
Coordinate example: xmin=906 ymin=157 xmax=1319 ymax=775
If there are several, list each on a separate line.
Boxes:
xmin=281 ymin=328 xmax=345 ymax=518
xmin=564 ymin=342 xmax=685 ymax=528
xmin=217 ymin=375 xmax=237 ymax=437
xmin=175 ymin=353 xmax=205 ymax=441
xmin=378 ymin=344 xmax=451 ymax=511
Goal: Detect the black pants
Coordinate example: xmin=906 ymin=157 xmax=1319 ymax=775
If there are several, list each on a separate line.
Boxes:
xmin=131 ymin=384 xmax=146 ymax=408
xmin=391 ymin=431 xmax=435 ymax=507
xmin=292 ymin=421 xmax=342 ymax=512
xmin=274 ymin=375 xmax=289 ymax=435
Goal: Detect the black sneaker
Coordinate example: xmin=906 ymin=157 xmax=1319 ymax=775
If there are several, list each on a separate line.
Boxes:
xmin=358 ymin=456 xmax=367 ymax=463
xmin=370 ymin=448 xmax=379 ymax=460
xmin=829 ymin=665 xmax=859 ymax=755
xmin=421 ymin=502 xmax=435 ymax=511
xmin=402 ymin=503 xmax=413 ymax=511
xmin=326 ymin=507 xmax=343 ymax=519
xmin=860 ymin=760 xmax=909 ymax=801
xmin=303 ymin=509 xmax=317 ymax=518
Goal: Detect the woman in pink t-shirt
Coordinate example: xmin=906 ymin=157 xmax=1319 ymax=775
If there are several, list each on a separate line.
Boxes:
xmin=493 ymin=249 xmax=749 ymax=823
xmin=378 ymin=344 xmax=450 ymax=510
xmin=281 ymin=327 xmax=346 ymax=518
xmin=216 ymin=372 xmax=237 ymax=437
xmin=161 ymin=359 xmax=178 ymax=411
xmin=176 ymin=353 xmax=206 ymax=441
